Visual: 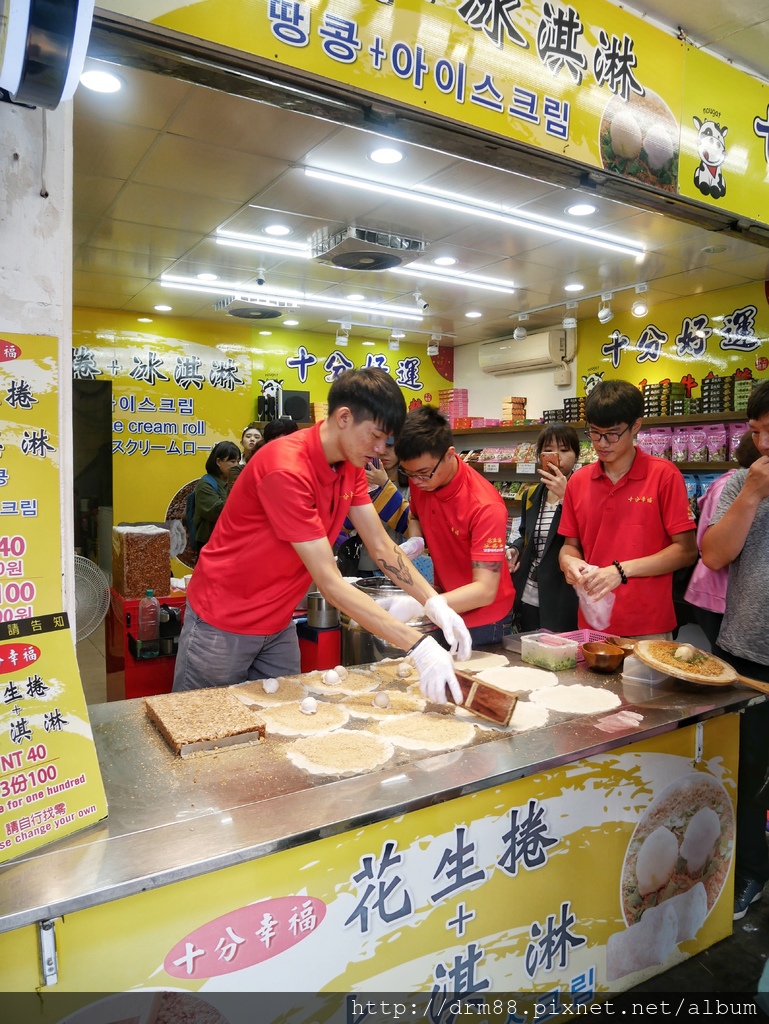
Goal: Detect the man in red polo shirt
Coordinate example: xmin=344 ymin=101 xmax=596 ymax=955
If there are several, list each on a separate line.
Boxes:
xmin=393 ymin=406 xmax=515 ymax=645
xmin=558 ymin=379 xmax=696 ymax=638
xmin=173 ymin=369 xmax=471 ymax=704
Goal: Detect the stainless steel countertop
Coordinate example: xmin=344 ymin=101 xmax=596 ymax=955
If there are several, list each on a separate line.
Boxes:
xmin=0 ymin=650 xmax=761 ymax=934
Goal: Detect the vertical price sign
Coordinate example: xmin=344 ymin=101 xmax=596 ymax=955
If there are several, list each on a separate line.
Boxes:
xmin=0 ymin=334 xmax=62 ymax=620
xmin=0 ymin=613 xmax=107 ymax=865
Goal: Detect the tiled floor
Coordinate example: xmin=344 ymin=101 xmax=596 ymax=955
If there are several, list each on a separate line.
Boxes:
xmin=75 ymin=623 xmax=768 ymax=1000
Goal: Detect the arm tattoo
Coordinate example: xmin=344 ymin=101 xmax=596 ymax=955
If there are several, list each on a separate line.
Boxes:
xmin=472 ymin=560 xmax=503 ymax=574
xmin=378 ymin=547 xmax=415 ymax=586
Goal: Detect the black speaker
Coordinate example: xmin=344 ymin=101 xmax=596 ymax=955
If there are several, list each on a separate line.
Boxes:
xmin=282 ymin=390 xmax=311 ymax=422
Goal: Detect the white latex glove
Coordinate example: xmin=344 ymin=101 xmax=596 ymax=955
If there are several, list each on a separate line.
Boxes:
xmin=410 ymin=636 xmax=463 ymax=705
xmin=398 ymin=536 xmax=425 ymax=560
xmin=424 ymin=595 xmax=473 ymax=663
xmin=386 ymin=594 xmax=425 ymax=622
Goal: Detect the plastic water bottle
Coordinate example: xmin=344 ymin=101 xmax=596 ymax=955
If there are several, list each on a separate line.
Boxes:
xmin=138 ymin=589 xmax=160 ymax=659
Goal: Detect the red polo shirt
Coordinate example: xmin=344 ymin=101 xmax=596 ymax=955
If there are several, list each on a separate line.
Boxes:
xmin=187 ymin=423 xmax=370 ymax=634
xmin=409 ymin=457 xmax=514 ymax=629
xmin=558 ymin=449 xmax=695 ymax=635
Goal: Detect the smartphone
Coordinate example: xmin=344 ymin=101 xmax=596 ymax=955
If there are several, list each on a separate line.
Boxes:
xmin=541 ymin=452 xmax=559 ymax=472
xmin=366 ymin=458 xmax=381 ymax=470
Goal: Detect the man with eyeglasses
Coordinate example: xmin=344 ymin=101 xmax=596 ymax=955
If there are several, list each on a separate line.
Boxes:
xmin=558 ymin=379 xmax=696 ymax=638
xmin=392 ymin=406 xmax=515 ymax=645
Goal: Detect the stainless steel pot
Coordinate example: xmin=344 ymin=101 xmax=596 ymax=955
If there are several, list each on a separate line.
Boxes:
xmin=340 ymin=577 xmax=436 ymax=666
xmin=306 ymin=591 xmax=339 ymax=629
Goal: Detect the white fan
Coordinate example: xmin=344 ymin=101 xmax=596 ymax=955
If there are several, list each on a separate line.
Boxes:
xmin=74 ymin=554 xmax=110 ymax=642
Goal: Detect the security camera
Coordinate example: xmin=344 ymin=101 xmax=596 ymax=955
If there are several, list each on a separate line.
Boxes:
xmin=256 ymin=267 xmax=266 ymax=287
xmin=413 ymin=291 xmax=429 ymax=312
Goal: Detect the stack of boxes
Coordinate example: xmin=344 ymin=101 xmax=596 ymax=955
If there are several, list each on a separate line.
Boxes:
xmin=501 ymin=396 xmax=527 ymax=424
xmin=642 ymin=381 xmax=686 ymax=417
xmin=310 ymin=401 xmax=328 ymax=422
xmin=542 ymin=408 xmax=565 ymax=423
xmin=439 ymin=388 xmax=468 ymax=428
xmin=734 ymin=376 xmax=756 ymax=410
xmin=563 ymin=396 xmax=587 ymax=423
xmin=700 ymin=375 xmax=733 ymax=414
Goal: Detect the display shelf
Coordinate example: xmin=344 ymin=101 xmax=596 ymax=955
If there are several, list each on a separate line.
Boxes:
xmin=454 ymin=409 xmax=747 ymax=436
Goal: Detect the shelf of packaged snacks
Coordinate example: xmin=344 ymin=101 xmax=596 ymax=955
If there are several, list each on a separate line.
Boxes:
xmin=454 ymin=410 xmax=747 ymax=436
xmin=676 ymin=461 xmax=737 ymax=472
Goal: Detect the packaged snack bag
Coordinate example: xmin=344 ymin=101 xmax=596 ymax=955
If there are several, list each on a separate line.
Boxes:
xmin=635 ymin=429 xmax=654 ymax=455
xmin=688 ymin=426 xmax=709 ymax=462
xmin=706 ymin=423 xmax=727 ymax=462
xmin=672 ymin=427 xmax=689 ymax=463
xmin=650 ymin=426 xmax=673 ymax=461
xmin=728 ymin=421 xmax=750 ymax=462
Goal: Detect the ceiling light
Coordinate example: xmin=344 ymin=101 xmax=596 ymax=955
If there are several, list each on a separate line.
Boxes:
xmin=336 ymin=329 xmax=349 ymax=347
xmin=631 ymin=300 xmax=648 ymax=317
xmin=701 ymin=244 xmax=728 ymax=255
xmin=566 ymin=203 xmax=596 ymax=217
xmin=513 ymin=327 xmax=527 ymax=341
xmin=264 ymin=224 xmax=291 ymax=236
xmin=370 ymin=147 xmax=404 ymax=164
xmin=388 ymin=336 xmax=400 ymax=350
xmin=347 ymin=294 xmax=365 ymax=302
xmin=465 ymin=311 xmax=482 ymax=318
xmin=564 ymin=283 xmax=584 ymax=293
xmin=596 ymin=292 xmax=613 ymax=324
xmin=196 ymin=272 xmax=218 ymax=282
xmin=563 ymin=316 xmax=577 ymax=330
xmin=79 ymin=69 xmax=122 ymax=94
xmin=427 ymin=344 xmax=439 ymax=356
xmin=137 ymin=317 xmax=153 ymax=323
xmin=362 ymin=340 xmax=375 ymax=346
xmin=259 ymin=331 xmax=272 ymax=336
xmin=283 ymin=319 xmax=299 ymax=326
xmin=154 ymin=304 xmax=172 ymax=312
xmin=391 ymin=330 xmax=405 ymax=339
xmin=433 ymin=256 xmax=457 ymax=267
xmin=304 ymin=168 xmax=645 ymax=257
xmin=216 ymin=232 xmax=311 ymax=259
xmin=393 ymin=265 xmax=514 ymax=295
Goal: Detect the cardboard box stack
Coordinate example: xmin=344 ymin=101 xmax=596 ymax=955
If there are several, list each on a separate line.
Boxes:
xmin=563 ymin=396 xmax=587 ymax=423
xmin=310 ymin=401 xmax=328 ymax=422
xmin=642 ymin=381 xmax=686 ymax=417
xmin=501 ymin=396 xmax=527 ymax=424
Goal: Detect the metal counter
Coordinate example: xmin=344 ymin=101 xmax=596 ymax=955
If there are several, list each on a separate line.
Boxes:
xmin=0 ymin=650 xmax=762 ymax=935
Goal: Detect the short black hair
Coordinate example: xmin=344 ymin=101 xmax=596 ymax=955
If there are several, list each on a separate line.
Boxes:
xmin=263 ymin=418 xmax=299 ymax=443
xmin=395 ymin=405 xmax=454 ymax=461
xmin=746 ymin=379 xmax=769 ymax=422
xmin=206 ymin=440 xmax=240 ymax=476
xmin=327 ymin=368 xmax=406 ymax=437
xmin=585 ymin=379 xmax=643 ymax=428
xmin=536 ymin=422 xmax=580 ymax=459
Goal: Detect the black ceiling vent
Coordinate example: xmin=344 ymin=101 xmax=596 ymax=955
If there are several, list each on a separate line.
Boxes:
xmin=227 ymin=306 xmax=283 ymax=320
xmin=312 ymin=227 xmax=428 ymax=271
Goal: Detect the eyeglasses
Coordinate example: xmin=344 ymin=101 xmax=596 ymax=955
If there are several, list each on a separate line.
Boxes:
xmin=584 ymin=425 xmax=631 ymax=445
xmin=401 ymin=449 xmax=448 ymax=481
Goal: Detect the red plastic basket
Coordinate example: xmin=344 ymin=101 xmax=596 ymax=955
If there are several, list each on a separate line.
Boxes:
xmin=552 ymin=629 xmax=614 ymax=662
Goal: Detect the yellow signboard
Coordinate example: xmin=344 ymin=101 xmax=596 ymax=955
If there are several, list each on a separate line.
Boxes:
xmin=0 ymin=613 xmax=108 ymax=866
xmin=0 ymin=716 xmax=736 ymax=997
xmin=0 ymin=333 xmax=62 ymax=619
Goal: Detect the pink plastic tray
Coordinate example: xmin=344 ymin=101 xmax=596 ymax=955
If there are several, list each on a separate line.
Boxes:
xmin=553 ymin=629 xmax=614 ymax=662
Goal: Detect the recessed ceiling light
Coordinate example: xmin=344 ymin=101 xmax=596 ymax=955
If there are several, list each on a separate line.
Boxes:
xmin=370 ymin=147 xmax=404 ymax=164
xmin=265 ymin=224 xmax=291 ymax=236
xmin=347 ymin=294 xmax=365 ymax=301
xmin=564 ymin=283 xmax=584 ymax=292
xmin=154 ymin=304 xmax=172 ymax=312
xmin=566 ymin=203 xmax=596 ymax=216
xmin=465 ymin=311 xmax=482 ymax=318
xmin=433 ymin=256 xmax=457 ymax=267
xmin=283 ymin=319 xmax=299 ymax=326
xmin=259 ymin=330 xmax=273 ymax=336
xmin=362 ymin=340 xmax=375 ymax=346
xmin=196 ymin=272 xmax=218 ymax=282
xmin=80 ymin=69 xmax=122 ymax=93
xmin=391 ymin=330 xmax=406 ymax=339
xmin=137 ymin=317 xmax=153 ymax=323
xmin=631 ymin=300 xmax=648 ymax=317
xmin=701 ymin=244 xmax=728 ymax=254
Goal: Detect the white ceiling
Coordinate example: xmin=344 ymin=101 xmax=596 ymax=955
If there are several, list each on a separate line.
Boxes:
xmin=73 ymin=3 xmax=769 ymax=348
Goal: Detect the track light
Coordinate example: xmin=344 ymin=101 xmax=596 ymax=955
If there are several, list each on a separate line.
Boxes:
xmin=597 ymin=293 xmax=614 ymax=324
xmin=563 ymin=316 xmax=578 ymax=330
xmin=513 ymin=327 xmax=528 ymax=341
xmin=388 ymin=337 xmax=400 ymax=351
xmin=336 ymin=329 xmax=349 ymax=346
xmin=427 ymin=333 xmax=440 ymax=357
xmin=631 ymin=300 xmax=648 ymax=317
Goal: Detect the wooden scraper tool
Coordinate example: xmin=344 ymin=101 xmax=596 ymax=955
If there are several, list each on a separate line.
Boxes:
xmin=448 ymin=671 xmax=517 ymax=726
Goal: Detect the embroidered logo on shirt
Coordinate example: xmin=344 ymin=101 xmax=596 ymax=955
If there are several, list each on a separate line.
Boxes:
xmin=342 ymin=490 xmax=355 ymax=500
xmin=629 ymin=496 xmax=654 ymax=503
xmin=483 ymin=535 xmax=505 ymax=552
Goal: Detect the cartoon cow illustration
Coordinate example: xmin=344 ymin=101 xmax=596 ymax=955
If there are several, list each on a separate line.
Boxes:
xmin=581 ymin=371 xmax=604 ymax=395
xmin=257 ymin=378 xmax=284 ymax=421
xmin=693 ymin=117 xmax=728 ymax=200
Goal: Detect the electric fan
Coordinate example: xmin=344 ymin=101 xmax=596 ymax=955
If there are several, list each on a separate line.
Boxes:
xmin=73 ymin=554 xmax=110 ymax=642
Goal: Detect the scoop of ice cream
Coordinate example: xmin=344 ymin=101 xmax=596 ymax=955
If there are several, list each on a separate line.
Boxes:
xmin=397 ymin=661 xmax=413 ymax=678
xmin=674 ymin=644 xmax=696 ymax=662
xmin=323 ymin=669 xmax=340 ymax=686
xmin=610 ymin=110 xmax=642 ymax=160
xmin=636 ymin=825 xmax=679 ymax=896
xmin=333 ymin=665 xmax=348 ymax=680
xmin=643 ymin=124 xmax=674 ymax=170
xmin=299 ymin=696 xmax=318 ymax=715
xmin=680 ymin=807 xmax=720 ymax=874
xmin=373 ymin=691 xmax=391 ymax=708
xmin=262 ymin=678 xmax=279 ymax=694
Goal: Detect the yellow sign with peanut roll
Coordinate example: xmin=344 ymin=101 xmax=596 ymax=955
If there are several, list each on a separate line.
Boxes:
xmin=0 ymin=716 xmax=736 ymax=1000
xmin=0 ymin=614 xmax=107 ymax=866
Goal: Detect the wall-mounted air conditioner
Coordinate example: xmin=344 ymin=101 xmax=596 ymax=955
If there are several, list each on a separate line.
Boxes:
xmin=479 ymin=329 xmax=575 ymax=375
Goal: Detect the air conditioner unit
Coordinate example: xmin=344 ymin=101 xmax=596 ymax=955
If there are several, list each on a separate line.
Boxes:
xmin=479 ymin=329 xmax=575 ymax=375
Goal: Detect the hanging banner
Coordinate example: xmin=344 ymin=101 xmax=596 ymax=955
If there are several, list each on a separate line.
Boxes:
xmin=0 ymin=333 xmax=62 ymax=620
xmin=0 ymin=613 xmax=108 ymax=866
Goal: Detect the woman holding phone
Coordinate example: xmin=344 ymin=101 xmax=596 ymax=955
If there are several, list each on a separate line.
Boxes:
xmin=506 ymin=423 xmax=580 ymax=632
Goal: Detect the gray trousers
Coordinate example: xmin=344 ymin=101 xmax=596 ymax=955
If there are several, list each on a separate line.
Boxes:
xmin=172 ymin=602 xmax=301 ymax=691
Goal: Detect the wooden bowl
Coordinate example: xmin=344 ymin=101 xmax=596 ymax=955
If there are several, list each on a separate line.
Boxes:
xmin=582 ymin=641 xmax=626 ymax=673
xmin=607 ymin=636 xmax=637 ymax=656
